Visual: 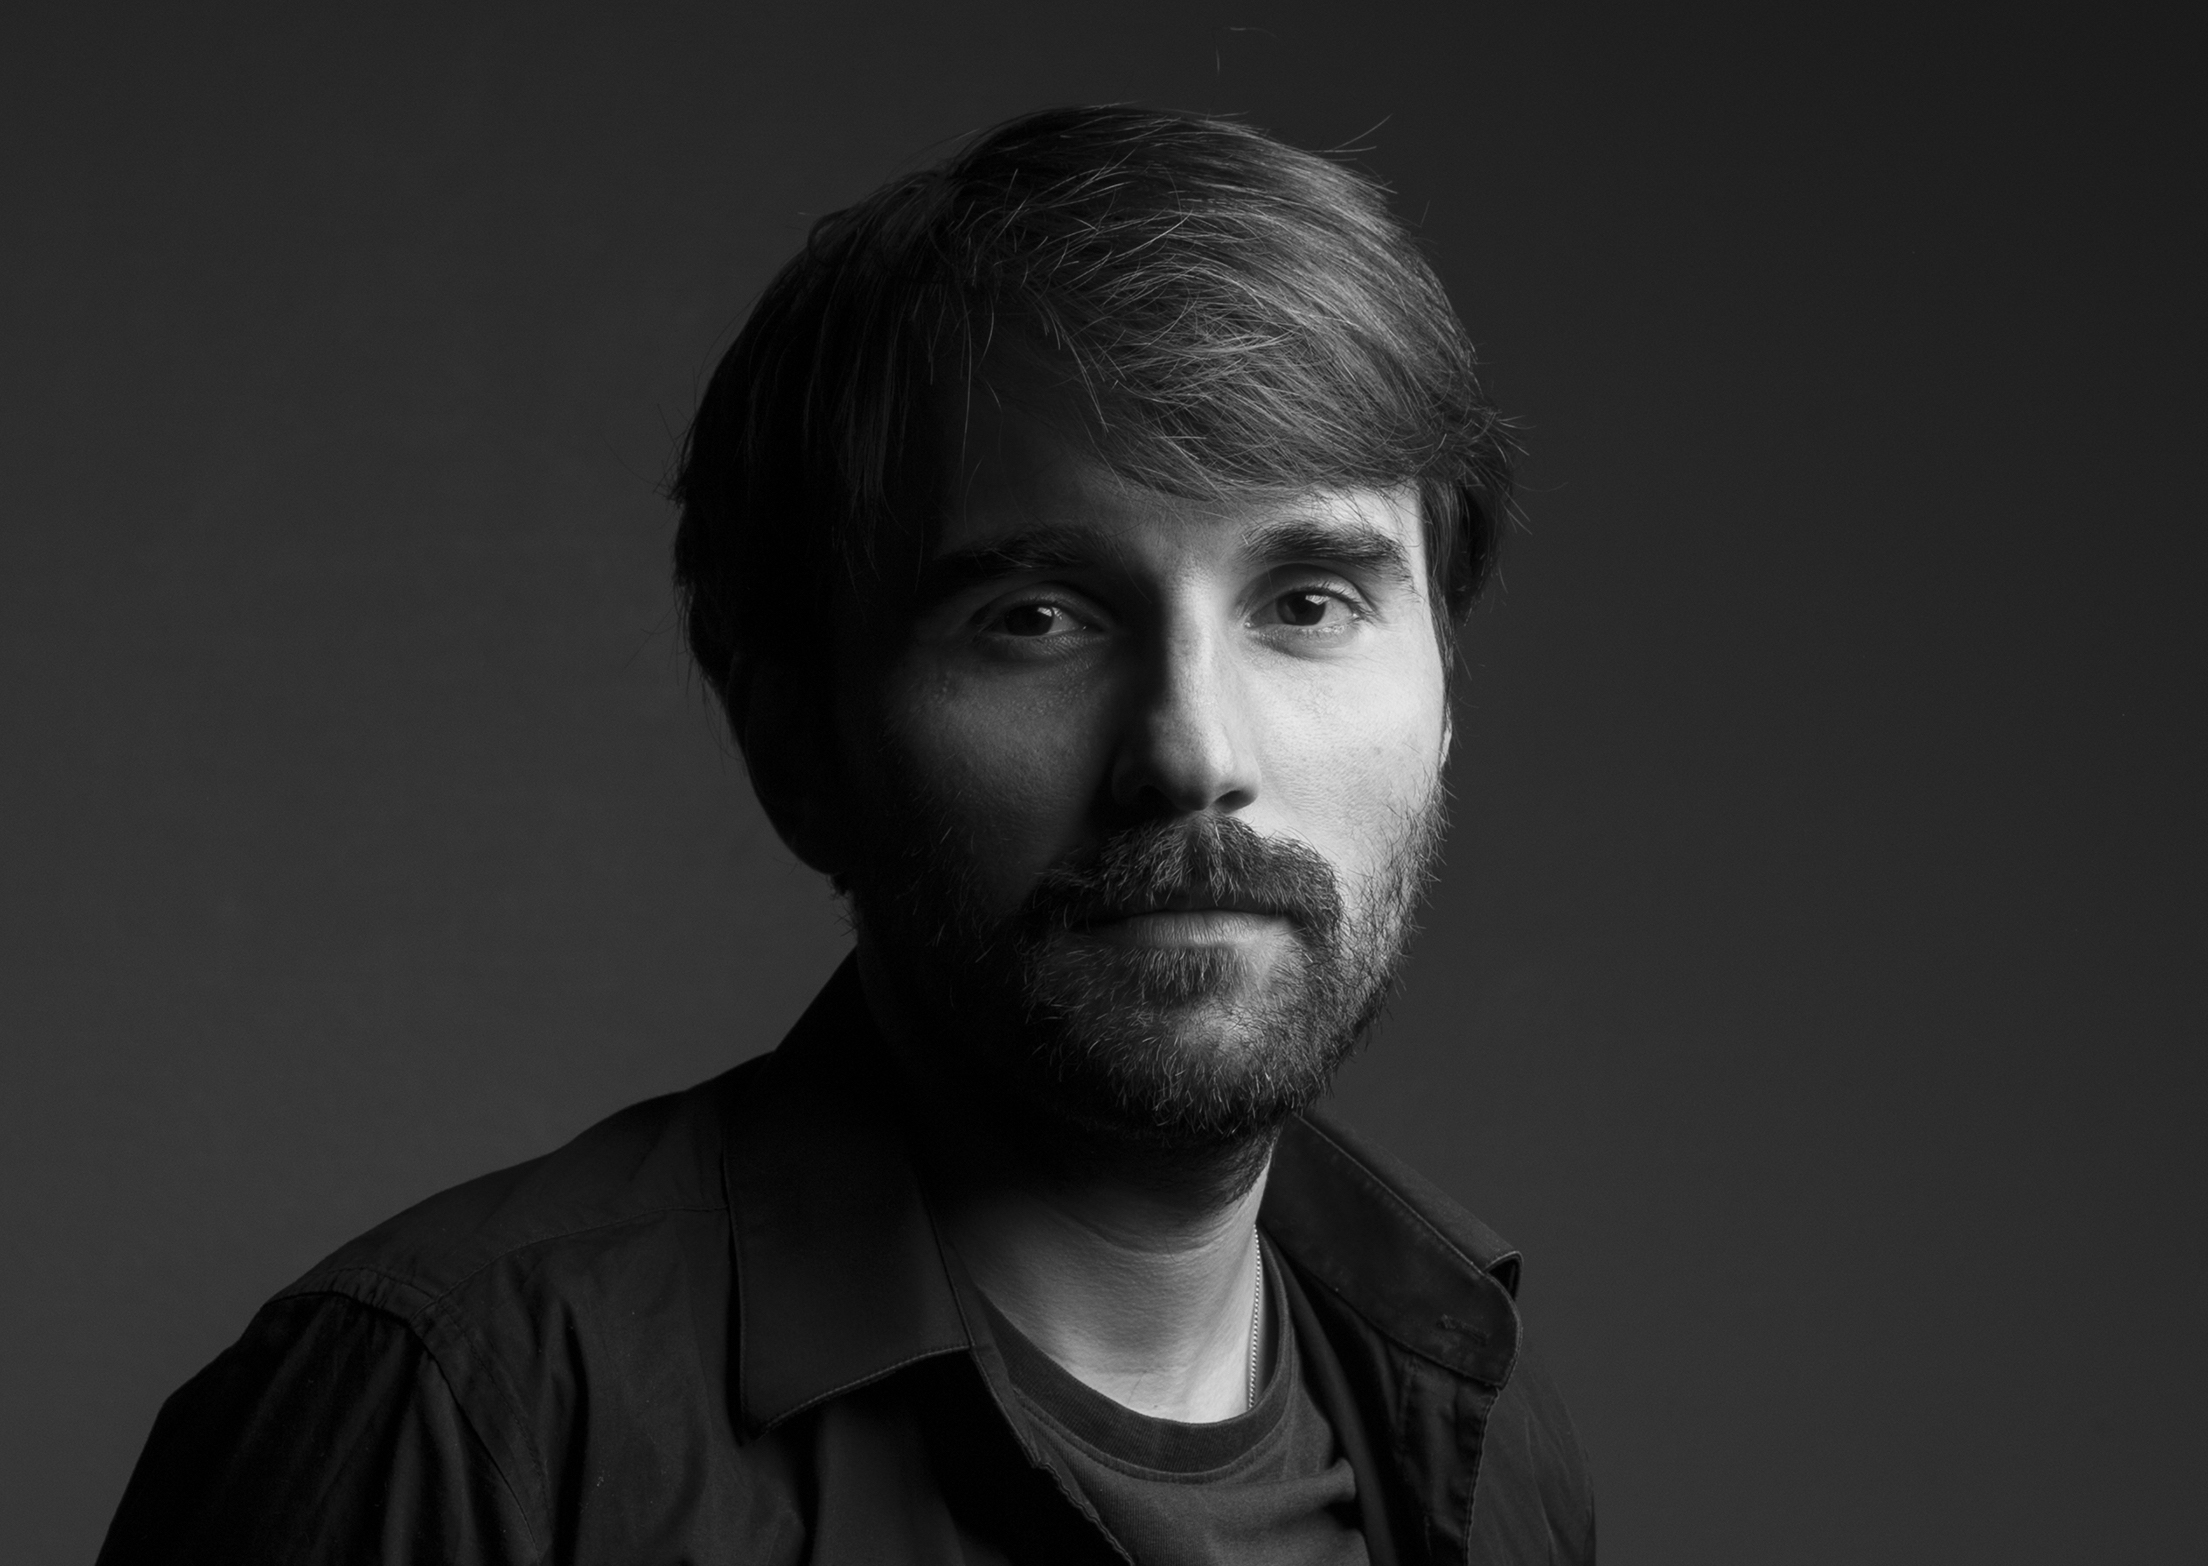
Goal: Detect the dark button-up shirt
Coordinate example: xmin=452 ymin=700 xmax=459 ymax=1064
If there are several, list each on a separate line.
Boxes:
xmin=100 ymin=959 xmax=1595 ymax=1563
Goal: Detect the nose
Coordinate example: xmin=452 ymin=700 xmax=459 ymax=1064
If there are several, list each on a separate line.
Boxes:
xmin=1108 ymin=621 xmax=1259 ymax=818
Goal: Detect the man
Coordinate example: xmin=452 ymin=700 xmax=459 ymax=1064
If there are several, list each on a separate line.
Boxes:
xmin=101 ymin=106 xmax=1595 ymax=1563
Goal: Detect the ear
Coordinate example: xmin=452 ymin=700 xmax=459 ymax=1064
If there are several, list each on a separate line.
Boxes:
xmin=728 ymin=659 xmax=851 ymax=882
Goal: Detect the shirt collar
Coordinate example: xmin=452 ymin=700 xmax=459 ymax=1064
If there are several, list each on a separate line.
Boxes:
xmin=718 ymin=954 xmax=1525 ymax=1433
xmin=719 ymin=956 xmax=974 ymax=1436
xmin=1260 ymin=1114 xmax=1524 ymax=1389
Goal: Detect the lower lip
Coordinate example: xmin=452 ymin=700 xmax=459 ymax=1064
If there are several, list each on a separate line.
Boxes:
xmin=1081 ymin=910 xmax=1291 ymax=949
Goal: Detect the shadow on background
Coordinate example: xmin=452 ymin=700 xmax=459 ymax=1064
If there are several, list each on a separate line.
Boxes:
xmin=3 ymin=4 xmax=2198 ymax=1559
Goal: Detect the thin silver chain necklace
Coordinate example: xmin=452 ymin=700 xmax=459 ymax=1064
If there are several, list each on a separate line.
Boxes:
xmin=1246 ymin=1226 xmax=1264 ymax=1411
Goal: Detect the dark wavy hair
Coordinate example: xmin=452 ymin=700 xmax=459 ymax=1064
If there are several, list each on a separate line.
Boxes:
xmin=672 ymin=105 xmax=1516 ymax=727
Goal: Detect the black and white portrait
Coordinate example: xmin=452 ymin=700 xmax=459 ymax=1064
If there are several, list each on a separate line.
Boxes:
xmin=3 ymin=7 xmax=2195 ymax=1563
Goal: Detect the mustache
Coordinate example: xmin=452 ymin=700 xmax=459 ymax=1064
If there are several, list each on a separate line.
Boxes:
xmin=1017 ymin=815 xmax=1343 ymax=936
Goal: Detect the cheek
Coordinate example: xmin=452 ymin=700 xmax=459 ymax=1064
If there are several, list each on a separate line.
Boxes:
xmin=1256 ymin=653 xmax=1447 ymax=880
xmin=880 ymin=665 xmax=1110 ymax=902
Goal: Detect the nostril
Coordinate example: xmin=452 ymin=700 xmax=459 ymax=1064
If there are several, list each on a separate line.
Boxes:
xmin=1111 ymin=720 xmax=1257 ymax=815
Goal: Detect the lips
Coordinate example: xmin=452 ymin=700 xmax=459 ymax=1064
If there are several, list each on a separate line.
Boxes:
xmin=1098 ymin=890 xmax=1289 ymax=920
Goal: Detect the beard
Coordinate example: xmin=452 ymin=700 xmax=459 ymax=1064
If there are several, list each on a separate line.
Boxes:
xmin=848 ymin=776 xmax=1448 ymax=1159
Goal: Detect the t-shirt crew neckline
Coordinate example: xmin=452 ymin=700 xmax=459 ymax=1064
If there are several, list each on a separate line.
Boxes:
xmin=975 ymin=1240 xmax=1299 ymax=1480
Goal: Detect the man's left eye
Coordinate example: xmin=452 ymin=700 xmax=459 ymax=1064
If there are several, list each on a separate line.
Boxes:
xmin=994 ymin=602 xmax=1082 ymax=637
xmin=1264 ymin=590 xmax=1352 ymax=629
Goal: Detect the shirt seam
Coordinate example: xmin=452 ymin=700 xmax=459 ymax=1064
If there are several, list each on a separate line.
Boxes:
xmin=283 ymin=1203 xmax=731 ymax=1524
xmin=272 ymin=1289 xmax=548 ymax=1557
xmin=415 ymin=1316 xmax=549 ymax=1560
xmin=280 ymin=1203 xmax=729 ymax=1322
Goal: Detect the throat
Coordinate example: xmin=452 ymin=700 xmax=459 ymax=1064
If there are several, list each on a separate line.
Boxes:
xmin=932 ymin=1156 xmax=1275 ymax=1424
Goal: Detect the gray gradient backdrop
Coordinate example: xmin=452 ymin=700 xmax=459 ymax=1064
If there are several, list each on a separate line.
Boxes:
xmin=5 ymin=5 xmax=2200 ymax=1560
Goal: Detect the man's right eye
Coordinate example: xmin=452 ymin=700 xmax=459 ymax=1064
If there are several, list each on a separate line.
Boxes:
xmin=993 ymin=602 xmax=1081 ymax=637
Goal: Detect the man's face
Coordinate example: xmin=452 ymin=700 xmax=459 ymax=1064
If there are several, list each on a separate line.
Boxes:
xmin=836 ymin=391 xmax=1452 ymax=1150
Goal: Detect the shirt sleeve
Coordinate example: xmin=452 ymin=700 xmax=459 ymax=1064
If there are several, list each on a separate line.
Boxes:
xmin=97 ymin=1292 xmax=539 ymax=1566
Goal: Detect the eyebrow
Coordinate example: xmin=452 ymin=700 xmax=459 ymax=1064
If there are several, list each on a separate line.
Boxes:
xmin=915 ymin=515 xmax=1418 ymax=607
xmin=913 ymin=528 xmax=1129 ymax=606
xmin=1241 ymin=517 xmax=1417 ymax=587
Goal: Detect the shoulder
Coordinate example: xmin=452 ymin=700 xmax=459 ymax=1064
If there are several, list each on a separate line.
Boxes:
xmin=188 ymin=1055 xmax=788 ymax=1541
xmin=100 ymin=1289 xmax=541 ymax=1563
xmin=280 ymin=1053 xmax=771 ymax=1331
xmin=105 ymin=1029 xmax=845 ymax=1559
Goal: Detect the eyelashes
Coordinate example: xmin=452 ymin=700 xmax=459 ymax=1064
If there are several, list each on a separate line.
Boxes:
xmin=975 ymin=578 xmax=1372 ymax=644
xmin=1256 ymin=588 xmax=1361 ymax=630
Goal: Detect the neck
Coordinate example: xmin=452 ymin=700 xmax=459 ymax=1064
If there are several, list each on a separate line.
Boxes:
xmin=858 ymin=941 xmax=1275 ymax=1423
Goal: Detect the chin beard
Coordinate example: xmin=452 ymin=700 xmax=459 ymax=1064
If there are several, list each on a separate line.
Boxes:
xmin=852 ymin=795 xmax=1446 ymax=1164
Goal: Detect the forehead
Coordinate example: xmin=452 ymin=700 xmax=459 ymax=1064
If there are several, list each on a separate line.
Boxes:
xmin=933 ymin=377 xmax=1429 ymax=577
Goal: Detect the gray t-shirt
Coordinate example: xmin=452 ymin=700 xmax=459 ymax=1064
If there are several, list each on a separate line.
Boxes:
xmin=980 ymin=1249 xmax=1369 ymax=1566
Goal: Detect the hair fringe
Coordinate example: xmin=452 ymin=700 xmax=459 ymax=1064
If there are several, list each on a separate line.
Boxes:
xmin=673 ymin=105 xmax=1518 ymax=725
